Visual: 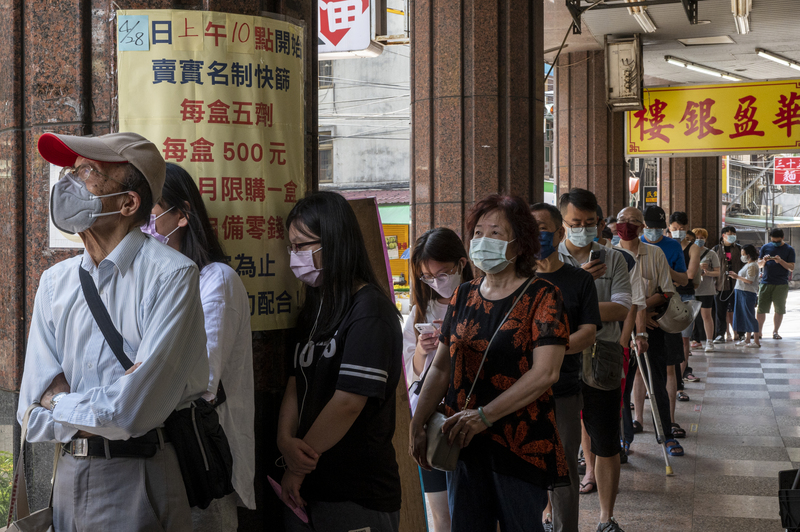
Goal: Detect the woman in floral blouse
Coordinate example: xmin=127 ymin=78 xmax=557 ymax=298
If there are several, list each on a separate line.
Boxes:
xmin=410 ymin=194 xmax=570 ymax=532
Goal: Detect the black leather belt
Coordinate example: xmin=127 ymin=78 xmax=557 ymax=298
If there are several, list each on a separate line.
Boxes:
xmin=63 ymin=428 xmax=169 ymax=459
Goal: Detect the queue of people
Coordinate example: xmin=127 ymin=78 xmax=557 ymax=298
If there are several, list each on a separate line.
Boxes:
xmin=16 ymin=129 xmax=796 ymax=532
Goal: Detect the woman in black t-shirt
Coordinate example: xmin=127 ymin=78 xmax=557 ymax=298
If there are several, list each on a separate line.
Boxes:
xmin=276 ymin=191 xmax=403 ymax=531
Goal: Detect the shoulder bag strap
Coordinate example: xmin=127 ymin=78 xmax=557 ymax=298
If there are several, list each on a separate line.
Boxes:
xmin=7 ymin=404 xmax=60 ymax=526
xmin=700 ymin=249 xmax=711 ymax=262
xmin=463 ymin=277 xmax=535 ymax=408
xmin=78 ymin=266 xmax=133 ymax=371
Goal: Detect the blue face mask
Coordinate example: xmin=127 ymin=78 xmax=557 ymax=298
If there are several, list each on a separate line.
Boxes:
xmin=611 ymin=235 xmax=621 ymax=246
xmin=643 ymin=228 xmax=662 ymax=242
xmin=725 ymin=234 xmax=737 ymax=244
xmin=538 ymin=231 xmax=557 ymax=260
xmin=773 ymin=240 xmax=783 ymax=246
xmin=694 ymin=239 xmax=706 ymax=248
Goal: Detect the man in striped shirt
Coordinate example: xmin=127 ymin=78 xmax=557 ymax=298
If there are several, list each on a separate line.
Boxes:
xmin=18 ymin=133 xmax=208 ymax=531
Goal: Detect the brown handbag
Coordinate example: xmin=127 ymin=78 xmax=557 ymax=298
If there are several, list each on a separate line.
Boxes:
xmin=425 ymin=277 xmax=535 ymax=471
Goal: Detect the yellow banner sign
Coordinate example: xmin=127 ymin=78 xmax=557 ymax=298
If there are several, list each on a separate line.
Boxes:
xmin=117 ymin=9 xmax=305 ymax=332
xmin=626 ymin=80 xmax=800 ymax=156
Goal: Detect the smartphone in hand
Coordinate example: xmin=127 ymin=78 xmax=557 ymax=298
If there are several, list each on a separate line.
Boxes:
xmin=415 ymin=323 xmax=439 ymax=335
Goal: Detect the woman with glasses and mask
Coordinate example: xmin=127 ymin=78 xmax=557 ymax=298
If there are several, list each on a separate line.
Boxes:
xmin=276 ymin=191 xmax=403 ymax=531
xmin=140 ymin=163 xmax=255 ymax=531
xmin=403 ymin=227 xmax=473 ymax=532
xmin=410 ymin=194 xmax=570 ymax=532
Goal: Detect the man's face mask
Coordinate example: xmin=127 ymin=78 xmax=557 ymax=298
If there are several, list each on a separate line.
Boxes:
xmin=566 ymin=226 xmax=597 ymax=248
xmin=725 ymin=234 xmax=737 ymax=244
xmin=50 ymin=167 xmax=129 ymax=235
xmin=140 ymin=206 xmax=177 ymax=244
xmin=671 ymin=230 xmax=687 ymax=240
xmin=643 ymin=228 xmax=663 ymax=242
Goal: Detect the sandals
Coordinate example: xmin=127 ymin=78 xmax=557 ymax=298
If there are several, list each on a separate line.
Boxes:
xmin=579 ymin=480 xmax=597 ymax=494
xmin=774 ymin=332 xmax=782 ymax=340
xmin=671 ymin=423 xmax=686 ymax=438
xmin=677 ymin=391 xmax=690 ymax=402
xmin=665 ymin=439 xmax=684 ymax=456
xmin=578 ymin=453 xmax=586 ymax=475
xmin=632 ymin=420 xmax=643 ymax=433
xmin=684 ymin=373 xmax=699 ymax=382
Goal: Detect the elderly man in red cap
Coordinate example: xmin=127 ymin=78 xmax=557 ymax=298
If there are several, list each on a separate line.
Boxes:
xmin=17 ymin=132 xmax=209 ymax=531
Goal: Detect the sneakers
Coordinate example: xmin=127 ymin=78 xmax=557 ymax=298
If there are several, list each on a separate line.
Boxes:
xmin=747 ymin=343 xmax=761 ymax=349
xmin=735 ymin=339 xmax=747 ymax=346
xmin=597 ymin=517 xmax=625 ymax=532
xmin=704 ymin=340 xmax=715 ymax=352
xmin=713 ymin=335 xmax=725 ymax=344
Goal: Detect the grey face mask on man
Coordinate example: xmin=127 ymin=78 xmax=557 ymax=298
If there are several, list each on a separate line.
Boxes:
xmin=50 ymin=172 xmax=128 ymax=234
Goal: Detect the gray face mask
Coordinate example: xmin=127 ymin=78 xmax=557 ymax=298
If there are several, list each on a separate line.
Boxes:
xmin=50 ymin=172 xmax=128 ymax=234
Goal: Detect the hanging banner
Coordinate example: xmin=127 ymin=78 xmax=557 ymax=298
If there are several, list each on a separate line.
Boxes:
xmin=721 ymin=156 xmax=728 ymax=194
xmin=626 ymin=80 xmax=800 ymax=157
xmin=775 ymin=157 xmax=800 ymax=185
xmin=117 ymin=9 xmax=305 ymax=332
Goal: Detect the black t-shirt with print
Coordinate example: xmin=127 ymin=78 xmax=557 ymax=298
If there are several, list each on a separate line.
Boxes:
xmin=536 ymin=263 xmax=603 ymax=398
xmin=291 ymin=284 xmax=402 ymax=513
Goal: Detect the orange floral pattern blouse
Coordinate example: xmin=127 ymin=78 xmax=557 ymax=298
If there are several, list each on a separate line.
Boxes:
xmin=440 ymin=277 xmax=571 ymax=488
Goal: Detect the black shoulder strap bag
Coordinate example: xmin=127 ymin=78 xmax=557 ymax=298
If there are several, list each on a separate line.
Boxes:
xmin=79 ymin=266 xmax=234 ymax=509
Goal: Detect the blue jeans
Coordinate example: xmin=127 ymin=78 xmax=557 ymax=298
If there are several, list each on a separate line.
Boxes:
xmin=446 ymin=458 xmax=548 ymax=532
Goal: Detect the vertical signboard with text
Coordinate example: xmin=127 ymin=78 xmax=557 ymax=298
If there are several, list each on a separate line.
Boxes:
xmin=775 ymin=157 xmax=800 ymax=185
xmin=117 ymin=10 xmax=305 ymax=331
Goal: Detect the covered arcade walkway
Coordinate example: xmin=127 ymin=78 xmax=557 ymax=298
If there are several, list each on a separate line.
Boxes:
xmin=575 ymin=292 xmax=800 ymax=531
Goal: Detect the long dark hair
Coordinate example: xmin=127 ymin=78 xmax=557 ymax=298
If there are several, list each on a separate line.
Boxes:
xmin=410 ymin=228 xmax=474 ymax=329
xmin=161 ymin=163 xmax=227 ymax=270
xmin=286 ymin=191 xmax=397 ymax=341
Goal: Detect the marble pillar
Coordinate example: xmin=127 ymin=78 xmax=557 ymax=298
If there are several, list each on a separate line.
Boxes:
xmin=554 ymin=50 xmax=627 ymax=219
xmin=659 ymin=156 xmax=721 ymax=240
xmin=411 ymin=0 xmax=545 ymax=241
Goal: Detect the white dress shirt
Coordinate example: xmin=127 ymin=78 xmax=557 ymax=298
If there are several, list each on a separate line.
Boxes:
xmin=401 ymin=299 xmax=448 ymax=389
xmin=19 ymin=230 xmax=209 ymax=444
xmin=199 ymin=262 xmax=256 ymax=510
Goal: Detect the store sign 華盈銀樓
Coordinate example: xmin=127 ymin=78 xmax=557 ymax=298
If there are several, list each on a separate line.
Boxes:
xmin=626 ymin=80 xmax=800 ymax=157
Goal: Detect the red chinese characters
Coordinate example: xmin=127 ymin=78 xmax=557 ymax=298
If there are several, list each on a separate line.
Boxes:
xmin=679 ymin=98 xmax=722 ymax=140
xmin=729 ymin=95 xmax=765 ymax=139
xmin=633 ymin=99 xmax=675 ymax=143
xmin=773 ymin=92 xmax=800 ymax=138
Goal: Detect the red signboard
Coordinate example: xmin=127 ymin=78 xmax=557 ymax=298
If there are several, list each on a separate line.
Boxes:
xmin=775 ymin=157 xmax=800 ymax=185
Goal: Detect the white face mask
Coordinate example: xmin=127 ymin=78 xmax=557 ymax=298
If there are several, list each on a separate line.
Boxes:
xmin=643 ymin=228 xmax=662 ymax=242
xmin=423 ymin=268 xmax=462 ymax=299
xmin=566 ymin=226 xmax=597 ymax=248
xmin=470 ymin=237 xmax=515 ymax=274
xmin=671 ymin=230 xmax=687 ymax=240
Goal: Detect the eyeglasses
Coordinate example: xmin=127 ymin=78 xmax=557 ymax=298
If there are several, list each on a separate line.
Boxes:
xmin=60 ymin=164 xmax=126 ymax=188
xmin=563 ymin=220 xmax=598 ymax=230
xmin=287 ymin=240 xmax=321 ymax=253
xmin=419 ymin=264 xmax=460 ymax=284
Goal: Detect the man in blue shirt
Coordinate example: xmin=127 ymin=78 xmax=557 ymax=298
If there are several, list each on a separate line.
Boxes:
xmin=641 ymin=206 xmax=690 ymax=441
xmin=757 ymin=228 xmax=796 ymax=340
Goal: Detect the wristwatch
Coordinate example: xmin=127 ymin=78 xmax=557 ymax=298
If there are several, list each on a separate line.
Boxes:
xmin=636 ymin=332 xmax=649 ymax=338
xmin=49 ymin=392 xmax=67 ymax=411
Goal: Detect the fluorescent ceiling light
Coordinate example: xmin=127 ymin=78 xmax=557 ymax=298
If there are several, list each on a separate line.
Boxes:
xmin=678 ymin=36 xmax=736 ymax=46
xmin=755 ymin=48 xmax=800 ymax=73
xmin=732 ymin=0 xmax=752 ymax=35
xmin=687 ymin=64 xmax=723 ymax=77
xmin=626 ymin=1 xmax=656 ymax=33
xmin=664 ymin=55 xmax=742 ymax=82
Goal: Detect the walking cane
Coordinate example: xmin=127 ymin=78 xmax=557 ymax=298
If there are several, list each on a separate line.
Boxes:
xmin=631 ymin=333 xmax=674 ymax=476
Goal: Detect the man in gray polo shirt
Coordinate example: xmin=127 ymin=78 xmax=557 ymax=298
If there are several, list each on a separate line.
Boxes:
xmin=558 ymin=189 xmax=632 ymax=532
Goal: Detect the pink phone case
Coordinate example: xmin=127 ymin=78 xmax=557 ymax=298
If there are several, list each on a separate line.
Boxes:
xmin=268 ymin=475 xmax=309 ymax=523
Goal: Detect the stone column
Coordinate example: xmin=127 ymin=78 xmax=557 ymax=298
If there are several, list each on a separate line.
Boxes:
xmin=659 ymin=156 xmax=721 ymax=239
xmin=554 ymin=50 xmax=627 ymax=218
xmin=411 ymin=0 xmax=545 ymax=241
xmin=0 ymin=1 xmax=315 ymax=529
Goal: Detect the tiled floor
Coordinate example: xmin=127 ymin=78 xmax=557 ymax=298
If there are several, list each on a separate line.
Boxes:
xmin=577 ymin=328 xmax=800 ymax=531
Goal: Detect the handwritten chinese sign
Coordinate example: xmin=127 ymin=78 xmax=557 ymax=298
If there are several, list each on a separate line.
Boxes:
xmin=117 ymin=10 xmax=305 ymax=332
xmin=775 ymin=157 xmax=800 ymax=185
xmin=626 ymin=80 xmax=800 ymax=156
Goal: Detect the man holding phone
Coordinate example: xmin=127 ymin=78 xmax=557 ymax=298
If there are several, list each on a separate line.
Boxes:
xmin=757 ymin=228 xmax=796 ymax=340
xmin=557 ymin=189 xmax=632 ymax=532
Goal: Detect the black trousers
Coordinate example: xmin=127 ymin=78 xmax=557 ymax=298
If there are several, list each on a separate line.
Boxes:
xmin=715 ymin=289 xmax=742 ymax=339
xmin=641 ymin=327 xmax=675 ymax=441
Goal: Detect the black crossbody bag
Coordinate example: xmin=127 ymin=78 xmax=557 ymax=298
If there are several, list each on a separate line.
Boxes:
xmin=78 ymin=266 xmax=234 ymax=509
